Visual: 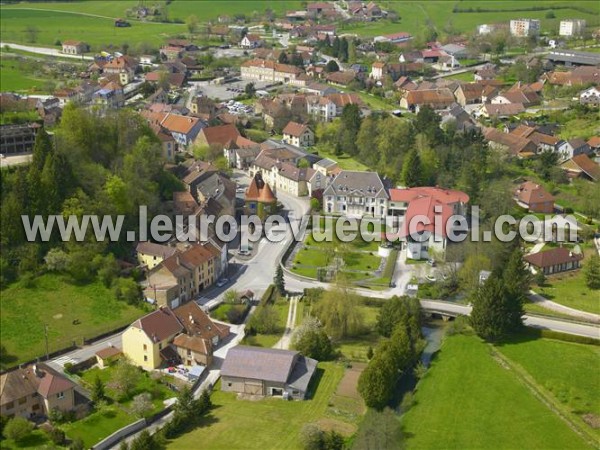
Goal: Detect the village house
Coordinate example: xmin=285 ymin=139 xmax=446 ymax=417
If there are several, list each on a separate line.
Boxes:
xmin=476 ymin=103 xmax=526 ymax=119
xmin=92 ymin=81 xmax=124 ymax=109
xmin=172 ymin=302 xmax=230 ymax=367
xmin=240 ymin=34 xmax=264 ymax=49
xmin=559 ymin=19 xmax=586 ymax=37
xmin=122 ymin=307 xmax=184 ymax=369
xmin=387 ymin=187 xmax=469 ymax=260
xmin=241 ymin=59 xmax=307 ymax=86
xmin=484 ymin=128 xmax=538 ymax=158
xmin=136 ymin=242 xmax=178 ymax=270
xmin=557 ymin=138 xmax=591 ymax=161
xmin=221 ymin=346 xmax=317 ymax=400
xmin=160 ymin=113 xmax=205 ymax=148
xmin=560 ymin=154 xmax=600 ymax=182
xmin=544 ymin=66 xmax=600 ymax=86
xmin=491 ymin=89 xmax=540 ymax=108
xmin=143 ymin=241 xmax=223 ymax=309
xmin=325 ymin=70 xmax=357 ymax=87
xmin=282 ymin=121 xmax=314 ymax=147
xmin=514 ymin=181 xmax=555 ymax=213
xmin=102 ymin=55 xmax=138 ymax=85
xmin=0 ymin=123 xmax=40 ymax=155
xmin=509 ymin=125 xmax=562 ymax=154
xmin=524 ymin=247 xmax=584 ymax=275
xmin=250 ymin=152 xmax=315 ymax=197
xmin=400 ymin=89 xmax=455 ymax=112
xmin=579 ymin=86 xmax=600 ymax=107
xmin=0 ymin=364 xmax=78 ymax=419
xmin=323 ymin=170 xmax=388 ymax=218
xmin=61 ymin=40 xmax=88 ymax=55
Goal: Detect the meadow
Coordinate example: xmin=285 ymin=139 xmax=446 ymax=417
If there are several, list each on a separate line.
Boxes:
xmin=0 ymin=57 xmax=50 ymax=93
xmin=342 ymin=1 xmax=600 ymax=37
xmin=401 ymin=334 xmax=595 ymax=449
xmin=0 ymin=273 xmax=146 ymax=369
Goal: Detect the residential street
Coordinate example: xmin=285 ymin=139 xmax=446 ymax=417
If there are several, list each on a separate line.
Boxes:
xmin=0 ymin=41 xmax=94 ymax=60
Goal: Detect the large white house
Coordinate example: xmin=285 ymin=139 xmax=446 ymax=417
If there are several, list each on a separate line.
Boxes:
xmin=510 ymin=19 xmax=540 ymax=37
xmin=323 ymin=171 xmax=389 ymax=218
xmin=559 ymin=19 xmax=586 ymax=37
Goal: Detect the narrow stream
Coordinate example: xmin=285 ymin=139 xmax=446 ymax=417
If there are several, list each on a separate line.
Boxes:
xmin=420 ymin=319 xmax=448 ymax=368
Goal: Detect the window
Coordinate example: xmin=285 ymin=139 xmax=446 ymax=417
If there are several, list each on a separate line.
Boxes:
xmin=143 ymin=344 xmax=147 ymax=351
xmin=57 ymin=392 xmax=64 ymax=400
xmin=5 ymin=401 xmax=14 ymax=410
xmin=18 ymin=397 xmax=26 ymax=405
xmin=159 ymin=343 xmax=163 ymax=350
xmin=228 ymin=382 xmax=232 ymax=387
xmin=144 ymin=355 xmax=148 ymax=362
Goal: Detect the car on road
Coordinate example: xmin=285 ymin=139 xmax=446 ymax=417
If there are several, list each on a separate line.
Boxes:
xmin=215 ymin=278 xmax=229 ymax=288
xmin=426 ymin=259 xmax=436 ymax=267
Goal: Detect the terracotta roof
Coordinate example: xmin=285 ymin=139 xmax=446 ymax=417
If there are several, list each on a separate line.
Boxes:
xmin=103 ymin=55 xmax=137 ymax=71
xmin=198 ymin=124 xmax=241 ymax=146
xmin=246 ymin=173 xmax=276 ymax=203
xmin=587 ymin=136 xmax=600 ymax=148
xmin=1 ymin=365 xmax=75 ymax=406
xmin=515 ymin=181 xmax=555 ymax=205
xmin=173 ymin=191 xmax=198 ymax=215
xmin=326 ymin=70 xmax=357 ymax=85
xmin=131 ymin=307 xmax=184 ymax=342
xmin=404 ymin=89 xmax=455 ymax=107
xmin=327 ymin=92 xmax=364 ymax=108
xmin=389 ymin=186 xmax=469 ymax=204
xmin=561 ymin=154 xmax=600 ymax=181
xmin=62 ymin=40 xmax=83 ymax=46
xmin=160 ymin=113 xmax=201 ymax=135
xmin=282 ymin=121 xmax=310 ymax=137
xmin=173 ymin=301 xmax=230 ymax=341
xmin=524 ymin=247 xmax=584 ymax=269
xmin=482 ymin=103 xmax=525 ymax=117
xmin=95 ymin=346 xmax=122 ymax=359
xmin=485 ymin=128 xmax=536 ymax=155
xmin=456 ymin=83 xmax=484 ymax=101
xmin=136 ymin=242 xmax=178 ymax=258
xmin=172 ymin=334 xmax=211 ymax=355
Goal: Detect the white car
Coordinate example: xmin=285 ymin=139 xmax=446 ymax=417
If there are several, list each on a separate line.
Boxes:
xmin=215 ymin=278 xmax=229 ymax=288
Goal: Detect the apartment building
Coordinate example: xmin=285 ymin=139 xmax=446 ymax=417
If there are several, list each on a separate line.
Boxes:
xmin=510 ymin=19 xmax=540 ymax=37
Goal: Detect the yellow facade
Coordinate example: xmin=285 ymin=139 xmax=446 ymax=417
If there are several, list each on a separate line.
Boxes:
xmin=137 ymin=251 xmax=165 ymax=270
xmin=122 ymin=326 xmax=170 ymax=370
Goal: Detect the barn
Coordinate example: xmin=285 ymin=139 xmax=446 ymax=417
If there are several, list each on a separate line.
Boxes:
xmin=220 ymin=346 xmax=317 ymax=400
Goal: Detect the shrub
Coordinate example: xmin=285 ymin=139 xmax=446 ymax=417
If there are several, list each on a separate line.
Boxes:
xmin=69 ymin=438 xmax=85 ymax=450
xmin=4 ymin=417 xmax=34 ymax=442
xmin=45 ymin=426 xmax=66 ymax=445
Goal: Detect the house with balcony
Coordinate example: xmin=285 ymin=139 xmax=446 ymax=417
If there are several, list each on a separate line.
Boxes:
xmin=282 ymin=121 xmax=314 ymax=147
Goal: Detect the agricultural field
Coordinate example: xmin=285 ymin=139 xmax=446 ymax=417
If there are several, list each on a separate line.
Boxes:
xmin=0 ymin=8 xmax=184 ymax=49
xmin=401 ymin=334 xmax=596 ymax=450
xmin=166 ymin=362 xmax=349 ymax=450
xmin=343 ymin=1 xmax=600 ymax=37
xmin=0 ymin=273 xmax=146 ymax=369
xmin=497 ymin=336 xmax=600 ymax=441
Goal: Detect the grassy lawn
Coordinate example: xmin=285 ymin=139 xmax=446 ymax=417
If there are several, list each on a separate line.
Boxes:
xmin=0 ymin=429 xmax=54 ymax=449
xmin=497 ymin=336 xmax=600 ymax=441
xmin=534 ymin=254 xmax=600 ymax=315
xmin=444 ymin=71 xmax=474 ymax=82
xmin=401 ymin=334 xmax=593 ymax=449
xmin=166 ymin=362 xmax=346 ymax=450
xmin=242 ymin=296 xmax=289 ymax=348
xmin=0 ymin=57 xmax=50 ymax=93
xmin=63 ymin=405 xmax=134 ymax=449
xmin=311 ymin=146 xmax=369 ymax=171
xmin=0 ymin=273 xmax=146 ymax=369
xmin=523 ymin=301 xmax=588 ymax=321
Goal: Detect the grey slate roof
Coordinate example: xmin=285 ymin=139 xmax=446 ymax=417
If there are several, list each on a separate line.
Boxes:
xmin=286 ymin=355 xmax=318 ymax=393
xmin=323 ymin=170 xmax=389 ymax=199
xmin=222 ymin=346 xmax=298 ymax=383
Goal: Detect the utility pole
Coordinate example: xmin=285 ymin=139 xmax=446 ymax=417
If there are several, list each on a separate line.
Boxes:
xmin=44 ymin=324 xmax=49 ymax=360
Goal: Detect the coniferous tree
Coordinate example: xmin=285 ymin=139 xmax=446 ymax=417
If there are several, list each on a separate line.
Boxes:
xmin=274 ymin=265 xmax=285 ymax=296
xmin=470 ymin=275 xmax=520 ymax=341
xmin=401 ymin=149 xmax=422 ymax=187
xmin=584 ymin=254 xmax=600 ymax=289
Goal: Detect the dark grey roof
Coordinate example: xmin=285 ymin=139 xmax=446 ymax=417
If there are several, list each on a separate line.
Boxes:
xmin=286 ymin=355 xmax=318 ymax=393
xmin=221 ymin=346 xmax=298 ymax=383
xmin=323 ymin=170 xmax=389 ymax=199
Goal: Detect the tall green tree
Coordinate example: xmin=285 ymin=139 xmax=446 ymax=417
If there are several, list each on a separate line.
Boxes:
xmin=401 ymin=149 xmax=422 ymax=187
xmin=274 ymin=265 xmax=285 ymax=296
xmin=584 ymin=254 xmax=600 ymax=290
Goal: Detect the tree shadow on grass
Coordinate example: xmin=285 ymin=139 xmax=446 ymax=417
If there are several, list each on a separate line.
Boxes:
xmin=13 ymin=431 xmax=49 ymax=448
xmin=306 ymin=367 xmax=325 ymax=400
xmin=0 ymin=344 xmax=18 ymax=370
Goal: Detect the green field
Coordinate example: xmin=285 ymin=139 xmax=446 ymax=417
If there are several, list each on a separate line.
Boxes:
xmin=497 ymin=336 xmax=600 ymax=441
xmin=312 ymin=145 xmax=370 ymax=172
xmin=0 ymin=274 xmax=146 ymax=369
xmin=342 ymin=1 xmax=600 ymax=37
xmin=0 ymin=58 xmax=50 ymax=93
xmin=401 ymin=334 xmax=594 ymax=450
xmin=0 ymin=8 xmax=184 ymax=48
xmin=167 ymin=362 xmax=346 ymax=450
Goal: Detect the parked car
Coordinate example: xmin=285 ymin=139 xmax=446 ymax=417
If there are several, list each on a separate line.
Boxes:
xmin=426 ymin=259 xmax=436 ymax=267
xmin=216 ymin=278 xmax=229 ymax=287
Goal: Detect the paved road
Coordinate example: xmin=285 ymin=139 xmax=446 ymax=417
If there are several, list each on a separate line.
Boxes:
xmin=273 ymin=296 xmax=299 ymax=350
xmin=529 ymin=290 xmax=600 ymax=324
xmin=1 ymin=42 xmax=94 ymax=60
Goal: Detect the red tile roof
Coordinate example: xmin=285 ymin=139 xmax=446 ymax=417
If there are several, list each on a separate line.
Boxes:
xmin=246 ymin=173 xmax=276 ymax=203
xmin=389 ymin=186 xmax=469 ymax=204
xmin=161 ymin=113 xmax=201 ymax=135
xmin=524 ymin=247 xmax=583 ymax=269
xmin=515 ymin=181 xmax=555 ymax=206
xmin=282 ymin=121 xmax=310 ymax=137
xmin=198 ymin=124 xmax=241 ymax=146
xmin=131 ymin=307 xmax=184 ymax=342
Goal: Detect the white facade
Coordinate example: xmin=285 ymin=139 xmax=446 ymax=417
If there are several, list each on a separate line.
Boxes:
xmin=510 ymin=19 xmax=540 ymax=37
xmin=559 ymin=19 xmax=586 ymax=37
